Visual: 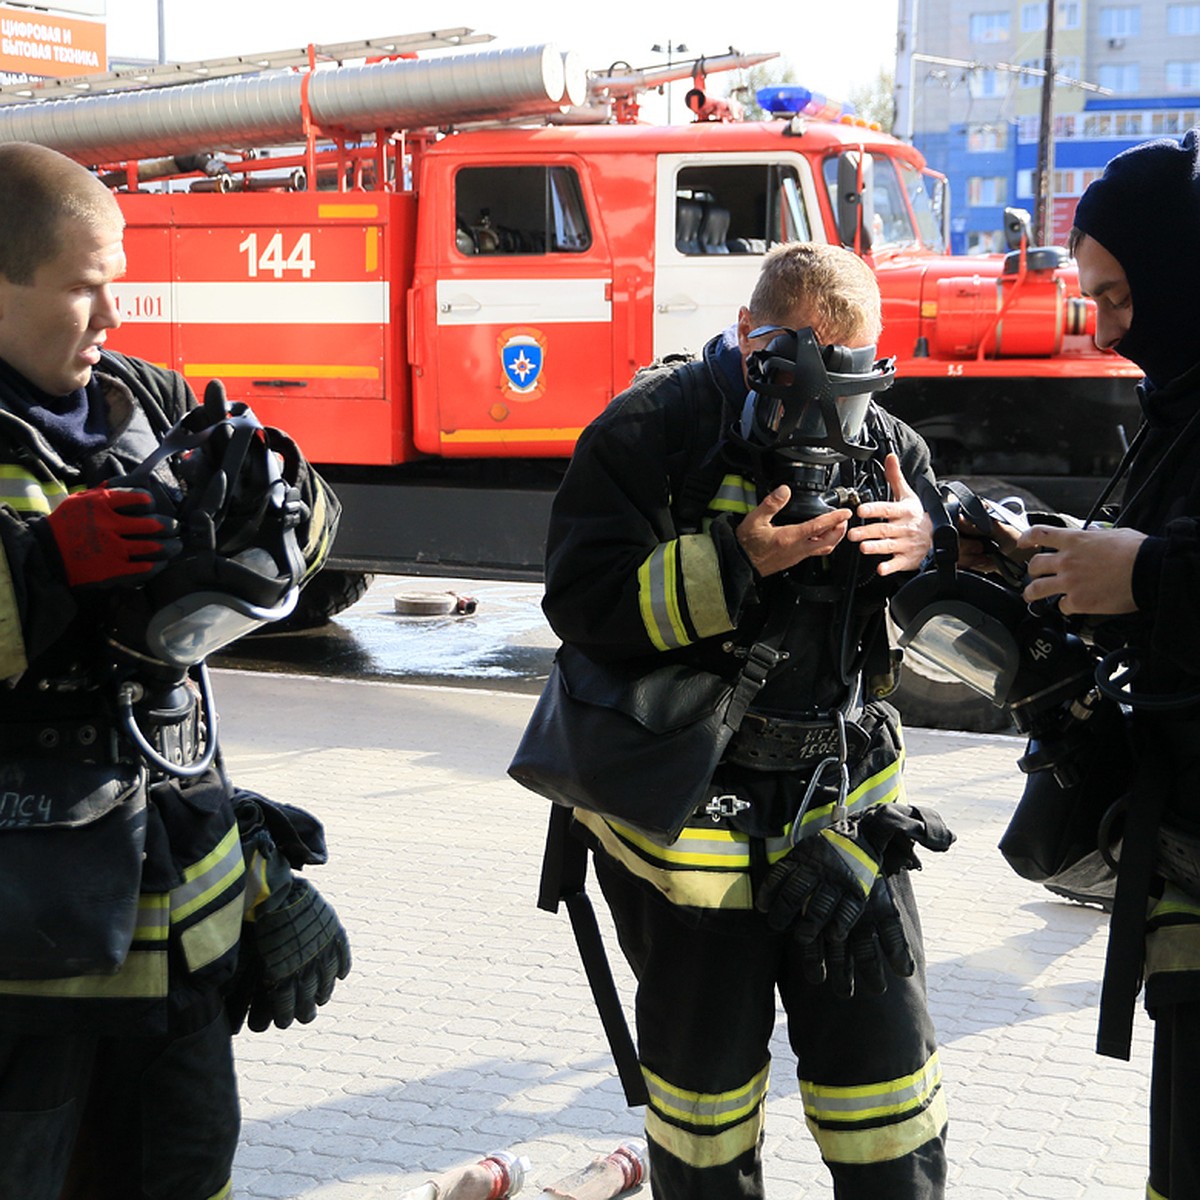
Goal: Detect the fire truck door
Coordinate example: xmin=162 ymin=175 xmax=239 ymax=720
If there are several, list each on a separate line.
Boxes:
xmin=652 ymin=154 xmax=824 ymax=357
xmin=418 ymin=162 xmax=613 ymax=458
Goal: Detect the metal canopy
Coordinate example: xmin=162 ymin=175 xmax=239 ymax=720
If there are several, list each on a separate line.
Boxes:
xmin=0 ymin=29 xmax=494 ymax=106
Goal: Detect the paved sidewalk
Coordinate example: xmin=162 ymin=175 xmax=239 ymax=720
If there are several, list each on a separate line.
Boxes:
xmin=214 ymin=667 xmax=1152 ymax=1200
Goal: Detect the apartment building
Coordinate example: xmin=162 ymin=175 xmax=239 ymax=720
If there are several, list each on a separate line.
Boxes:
xmin=900 ymin=0 xmax=1200 ymax=252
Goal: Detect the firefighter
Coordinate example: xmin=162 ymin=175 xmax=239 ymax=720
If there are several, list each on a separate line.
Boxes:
xmin=992 ymin=131 xmax=1200 ymax=1200
xmin=542 ymin=242 xmax=953 ymax=1198
xmin=0 ymin=142 xmax=348 ymax=1198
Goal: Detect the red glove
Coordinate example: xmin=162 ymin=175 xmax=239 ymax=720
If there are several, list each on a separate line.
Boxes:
xmin=43 ymin=487 xmax=180 ymax=588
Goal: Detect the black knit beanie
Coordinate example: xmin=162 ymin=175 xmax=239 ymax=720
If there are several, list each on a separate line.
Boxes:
xmin=1073 ymin=128 xmax=1200 ymax=387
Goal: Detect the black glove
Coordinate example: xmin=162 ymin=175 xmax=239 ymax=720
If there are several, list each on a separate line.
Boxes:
xmin=232 ymin=876 xmax=351 ymax=1033
xmin=756 ymin=803 xmax=954 ymax=996
xmin=227 ymin=791 xmax=349 ymax=1033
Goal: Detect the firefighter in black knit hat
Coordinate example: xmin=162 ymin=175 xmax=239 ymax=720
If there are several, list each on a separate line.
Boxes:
xmin=987 ymin=129 xmax=1200 ymax=1199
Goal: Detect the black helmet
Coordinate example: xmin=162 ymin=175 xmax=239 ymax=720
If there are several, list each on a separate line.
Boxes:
xmin=114 ymin=381 xmax=306 ymax=667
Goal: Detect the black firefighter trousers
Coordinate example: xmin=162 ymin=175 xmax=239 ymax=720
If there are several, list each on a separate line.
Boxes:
xmin=594 ymin=850 xmax=948 ymax=1200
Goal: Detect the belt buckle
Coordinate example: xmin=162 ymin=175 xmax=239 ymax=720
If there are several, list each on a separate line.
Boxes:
xmin=704 ymin=793 xmax=750 ymax=821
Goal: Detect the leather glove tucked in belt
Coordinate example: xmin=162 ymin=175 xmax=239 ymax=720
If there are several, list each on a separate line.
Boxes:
xmin=755 ymin=803 xmax=955 ymax=997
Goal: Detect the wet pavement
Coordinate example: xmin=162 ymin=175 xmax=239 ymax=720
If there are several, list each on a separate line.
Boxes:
xmin=214 ymin=575 xmax=558 ymax=694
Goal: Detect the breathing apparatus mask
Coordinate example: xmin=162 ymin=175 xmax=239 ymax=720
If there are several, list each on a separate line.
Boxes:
xmin=105 ymin=381 xmax=308 ymax=777
xmin=732 ymin=326 xmax=896 ymax=524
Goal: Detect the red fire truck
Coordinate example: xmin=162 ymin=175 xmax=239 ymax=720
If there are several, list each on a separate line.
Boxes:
xmin=0 ymin=30 xmax=1143 ymax=725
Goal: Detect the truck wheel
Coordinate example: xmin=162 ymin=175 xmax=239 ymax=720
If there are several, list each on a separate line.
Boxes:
xmin=258 ymin=569 xmax=375 ymax=633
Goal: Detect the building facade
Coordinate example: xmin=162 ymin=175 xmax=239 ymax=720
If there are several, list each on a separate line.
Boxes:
xmin=900 ymin=0 xmax=1200 ymax=253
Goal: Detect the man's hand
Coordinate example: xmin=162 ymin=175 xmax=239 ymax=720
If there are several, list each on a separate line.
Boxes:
xmin=41 ymin=486 xmax=181 ymax=589
xmin=736 ymin=487 xmax=851 ymax=577
xmin=847 ymin=453 xmax=932 ymax=575
xmin=1018 ymin=525 xmax=1146 ymax=615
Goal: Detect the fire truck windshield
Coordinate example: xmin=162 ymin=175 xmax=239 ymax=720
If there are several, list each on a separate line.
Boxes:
xmin=822 ymin=155 xmax=930 ymax=253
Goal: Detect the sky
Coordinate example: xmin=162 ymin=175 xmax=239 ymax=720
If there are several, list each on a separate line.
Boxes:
xmin=101 ymin=0 xmax=900 ymax=119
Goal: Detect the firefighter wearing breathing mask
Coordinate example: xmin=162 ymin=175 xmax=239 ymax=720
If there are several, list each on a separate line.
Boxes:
xmin=541 ymin=242 xmax=955 ymax=1199
xmin=0 ymin=142 xmax=348 ymax=1200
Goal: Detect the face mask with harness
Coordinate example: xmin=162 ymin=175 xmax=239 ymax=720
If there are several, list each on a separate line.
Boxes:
xmin=731 ymin=324 xmax=896 ymax=524
xmin=105 ymin=381 xmax=308 ymax=779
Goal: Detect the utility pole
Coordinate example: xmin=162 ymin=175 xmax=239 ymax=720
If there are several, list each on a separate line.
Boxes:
xmin=1034 ymin=0 xmax=1056 ymax=244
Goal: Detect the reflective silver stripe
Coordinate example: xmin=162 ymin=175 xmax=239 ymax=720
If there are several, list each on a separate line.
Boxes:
xmin=822 ymin=828 xmax=879 ymax=895
xmin=170 ymin=824 xmax=245 ymax=923
xmin=809 ymin=1088 xmax=948 ymax=1165
xmin=0 ymin=465 xmax=68 ymax=515
xmin=638 ymin=540 xmax=688 ymax=650
xmin=802 ymin=1052 xmax=942 ymax=1123
xmin=643 ymin=1062 xmax=770 ymax=1127
xmin=709 ymin=473 xmax=756 ymax=515
xmin=599 ymin=756 xmax=906 ymax=871
xmin=180 ymin=890 xmax=244 ymax=972
xmin=132 ymin=893 xmax=171 ymax=941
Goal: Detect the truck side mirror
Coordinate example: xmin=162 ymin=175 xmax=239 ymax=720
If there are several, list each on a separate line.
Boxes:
xmin=837 ymin=151 xmax=875 ymax=253
xmin=1004 ymin=206 xmax=1033 ymax=251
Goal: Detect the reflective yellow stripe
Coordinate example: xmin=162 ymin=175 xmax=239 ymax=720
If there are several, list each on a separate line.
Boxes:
xmin=802 ymin=1052 xmax=942 ymax=1124
xmin=0 ymin=949 xmax=168 ymax=998
xmin=180 ymin=891 xmax=244 ymax=972
xmin=299 ymin=480 xmax=335 ymax=582
xmin=1147 ymin=1183 xmax=1167 ymax=1200
xmin=1146 ymin=923 xmax=1200 ymax=977
xmin=643 ymin=1062 xmax=769 ymax=1127
xmin=206 ymin=1179 xmax=232 ymax=1200
xmin=1151 ymin=884 xmax=1200 ymax=920
xmin=645 ymin=1103 xmax=764 ymax=1169
xmin=0 ymin=464 xmax=68 ymax=514
xmin=0 ymin=542 xmax=27 ymax=678
xmin=709 ymin=473 xmax=756 ymax=515
xmin=574 ymin=758 xmax=906 ymax=909
xmin=171 ymin=825 xmax=244 ymax=922
xmin=132 ymin=893 xmax=170 ymax=941
xmin=807 ymin=1086 xmax=948 ymax=1165
xmin=575 ymin=808 xmax=753 ymax=909
xmin=677 ymin=534 xmax=734 ymax=639
xmin=638 ymin=540 xmax=689 ymax=650
xmin=822 ymin=829 xmax=879 ymax=896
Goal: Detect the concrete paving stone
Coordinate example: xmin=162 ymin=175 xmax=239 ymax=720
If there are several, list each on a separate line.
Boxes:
xmin=213 ymin=669 xmax=1158 ymax=1198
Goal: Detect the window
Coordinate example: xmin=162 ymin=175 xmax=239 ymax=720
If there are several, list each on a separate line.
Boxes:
xmin=1020 ymin=1 xmax=1081 ymax=28
xmin=673 ymin=163 xmax=811 ymax=256
xmin=1017 ymin=114 xmax=1040 ymax=141
xmin=900 ymin=161 xmax=947 ymax=252
xmin=1115 ymin=112 xmax=1143 ymax=135
xmin=969 ymin=11 xmax=1010 ymax=41
xmin=1055 ymin=113 xmax=1078 ymax=137
xmin=1099 ymin=6 xmax=1141 ymax=37
xmin=967 ymin=123 xmax=1008 ymax=150
xmin=1053 ymin=169 xmax=1081 ymax=195
xmin=969 ymin=67 xmax=1003 ymax=96
xmin=1056 ymin=56 xmax=1081 ymax=83
xmin=967 ymin=176 xmax=1007 ymax=205
xmin=1019 ymin=59 xmax=1043 ymax=88
xmin=1166 ymin=60 xmax=1200 ymax=90
xmin=966 ymin=229 xmax=1004 ymax=253
xmin=1168 ymin=4 xmax=1200 ymax=34
xmin=1016 ymin=168 xmax=1035 ymax=196
xmin=1097 ymin=62 xmax=1140 ymax=92
xmin=822 ymin=156 xmax=922 ymax=250
xmin=454 ymin=165 xmax=591 ymax=255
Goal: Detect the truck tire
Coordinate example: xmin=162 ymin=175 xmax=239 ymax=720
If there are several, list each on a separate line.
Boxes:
xmin=257 ymin=569 xmax=375 ymax=633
